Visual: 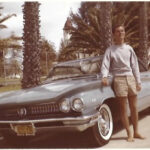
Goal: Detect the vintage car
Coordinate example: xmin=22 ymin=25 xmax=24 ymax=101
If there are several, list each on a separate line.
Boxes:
xmin=0 ymin=56 xmax=150 ymax=146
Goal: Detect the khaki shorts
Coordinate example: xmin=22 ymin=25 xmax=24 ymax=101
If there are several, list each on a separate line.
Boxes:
xmin=113 ymin=76 xmax=137 ymax=97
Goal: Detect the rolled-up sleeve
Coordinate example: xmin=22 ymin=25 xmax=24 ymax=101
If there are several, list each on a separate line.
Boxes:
xmin=101 ymin=48 xmax=111 ymax=78
xmin=130 ymin=48 xmax=141 ymax=84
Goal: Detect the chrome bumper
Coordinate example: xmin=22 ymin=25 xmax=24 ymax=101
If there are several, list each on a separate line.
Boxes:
xmin=0 ymin=112 xmax=100 ymax=132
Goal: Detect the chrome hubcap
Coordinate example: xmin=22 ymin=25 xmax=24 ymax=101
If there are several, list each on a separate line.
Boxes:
xmin=98 ymin=108 xmax=110 ymax=136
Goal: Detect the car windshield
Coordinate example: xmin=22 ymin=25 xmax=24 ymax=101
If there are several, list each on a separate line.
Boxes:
xmin=43 ymin=56 xmax=146 ymax=82
xmin=46 ymin=56 xmax=102 ymax=81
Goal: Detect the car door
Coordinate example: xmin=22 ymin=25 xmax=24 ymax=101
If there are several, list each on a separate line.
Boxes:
xmin=137 ymin=61 xmax=150 ymax=112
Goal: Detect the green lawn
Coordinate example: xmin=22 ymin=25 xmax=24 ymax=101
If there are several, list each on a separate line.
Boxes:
xmin=0 ymin=78 xmax=21 ymax=93
xmin=0 ymin=84 xmax=21 ymax=93
xmin=0 ymin=78 xmax=21 ymax=83
xmin=0 ymin=77 xmax=46 ymax=93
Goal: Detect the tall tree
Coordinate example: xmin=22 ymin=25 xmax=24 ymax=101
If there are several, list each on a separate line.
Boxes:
xmin=100 ymin=2 xmax=112 ymax=51
xmin=59 ymin=2 xmax=150 ymax=63
xmin=61 ymin=2 xmax=103 ymax=59
xmin=22 ymin=2 xmax=41 ymax=88
xmin=112 ymin=2 xmax=141 ymax=50
xmin=60 ymin=2 xmax=113 ymax=58
xmin=139 ymin=2 xmax=149 ymax=68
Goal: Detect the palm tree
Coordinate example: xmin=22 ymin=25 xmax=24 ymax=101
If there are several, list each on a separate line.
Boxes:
xmin=59 ymin=2 xmax=150 ymax=63
xmin=112 ymin=2 xmax=141 ymax=50
xmin=100 ymin=2 xmax=112 ymax=51
xmin=22 ymin=2 xmax=41 ymax=88
xmin=138 ymin=2 xmax=149 ymax=68
xmin=61 ymin=2 xmax=103 ymax=58
xmin=58 ymin=2 xmax=112 ymax=60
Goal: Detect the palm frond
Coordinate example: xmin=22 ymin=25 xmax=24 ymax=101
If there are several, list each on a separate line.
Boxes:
xmin=0 ymin=24 xmax=7 ymax=29
xmin=0 ymin=14 xmax=16 ymax=23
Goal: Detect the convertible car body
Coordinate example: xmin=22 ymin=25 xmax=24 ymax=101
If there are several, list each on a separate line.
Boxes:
xmin=0 ymin=56 xmax=150 ymax=146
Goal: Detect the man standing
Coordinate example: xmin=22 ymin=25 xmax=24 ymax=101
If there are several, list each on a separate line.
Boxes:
xmin=101 ymin=25 xmax=145 ymax=142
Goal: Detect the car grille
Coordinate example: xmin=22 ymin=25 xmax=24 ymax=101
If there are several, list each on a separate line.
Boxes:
xmin=0 ymin=103 xmax=79 ymax=121
xmin=28 ymin=103 xmax=60 ymax=115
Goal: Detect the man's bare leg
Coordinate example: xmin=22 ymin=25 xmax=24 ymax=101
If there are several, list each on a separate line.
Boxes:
xmin=119 ymin=97 xmax=134 ymax=142
xmin=128 ymin=95 xmax=145 ymax=139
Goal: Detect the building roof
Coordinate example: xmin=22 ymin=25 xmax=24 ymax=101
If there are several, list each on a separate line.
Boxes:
xmin=63 ymin=17 xmax=72 ymax=31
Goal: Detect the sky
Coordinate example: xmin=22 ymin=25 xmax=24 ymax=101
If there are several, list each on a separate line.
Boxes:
xmin=0 ymin=0 xmax=81 ymax=52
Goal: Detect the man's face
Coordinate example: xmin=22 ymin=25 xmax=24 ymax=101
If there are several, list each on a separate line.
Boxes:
xmin=114 ymin=26 xmax=125 ymax=41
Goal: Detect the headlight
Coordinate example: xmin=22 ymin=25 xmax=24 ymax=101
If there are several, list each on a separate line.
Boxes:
xmin=60 ymin=99 xmax=70 ymax=113
xmin=72 ymin=98 xmax=84 ymax=112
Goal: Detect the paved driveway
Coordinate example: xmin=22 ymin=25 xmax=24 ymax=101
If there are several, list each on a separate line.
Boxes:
xmin=103 ymin=109 xmax=150 ymax=148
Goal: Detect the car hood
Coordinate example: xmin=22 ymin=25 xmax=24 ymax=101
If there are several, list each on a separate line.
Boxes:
xmin=0 ymin=76 xmax=100 ymax=106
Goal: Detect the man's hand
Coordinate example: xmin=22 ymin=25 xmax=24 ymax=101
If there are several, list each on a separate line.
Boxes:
xmin=136 ymin=83 xmax=142 ymax=91
xmin=101 ymin=77 xmax=109 ymax=86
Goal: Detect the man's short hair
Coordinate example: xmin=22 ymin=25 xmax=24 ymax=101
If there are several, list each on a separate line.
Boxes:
xmin=112 ymin=24 xmax=125 ymax=34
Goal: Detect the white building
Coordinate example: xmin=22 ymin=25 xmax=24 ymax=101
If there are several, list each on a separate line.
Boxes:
xmin=63 ymin=17 xmax=72 ymax=47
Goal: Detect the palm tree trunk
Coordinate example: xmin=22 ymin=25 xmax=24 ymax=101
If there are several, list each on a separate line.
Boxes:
xmin=139 ymin=2 xmax=149 ymax=69
xmin=22 ymin=2 xmax=41 ymax=88
xmin=100 ymin=2 xmax=113 ymax=52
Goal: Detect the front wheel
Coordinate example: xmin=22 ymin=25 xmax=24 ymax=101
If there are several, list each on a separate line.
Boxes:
xmin=92 ymin=103 xmax=113 ymax=146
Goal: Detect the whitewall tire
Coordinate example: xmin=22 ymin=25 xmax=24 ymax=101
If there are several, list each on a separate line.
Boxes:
xmin=92 ymin=103 xmax=113 ymax=146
